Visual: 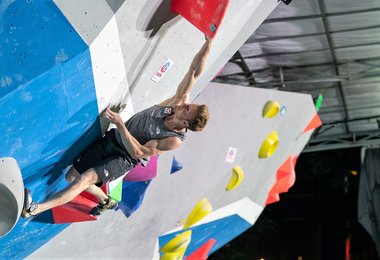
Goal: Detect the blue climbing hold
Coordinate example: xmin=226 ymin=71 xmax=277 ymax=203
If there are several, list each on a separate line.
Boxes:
xmin=118 ymin=180 xmax=151 ymax=218
xmin=280 ymin=105 xmax=287 ymax=116
xmin=170 ymin=156 xmax=183 ymax=174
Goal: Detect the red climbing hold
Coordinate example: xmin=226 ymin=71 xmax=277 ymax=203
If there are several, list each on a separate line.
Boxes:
xmin=81 ymin=184 xmax=108 ymax=203
xmin=172 ymin=0 xmax=230 ymax=38
xmin=271 ymin=156 xmax=296 ymax=194
xmin=265 ymin=156 xmax=296 ymax=206
xmin=265 ymin=193 xmax=280 ymax=205
xmin=51 ymin=195 xmax=98 ymax=223
xmin=186 ymin=238 xmax=216 ymax=260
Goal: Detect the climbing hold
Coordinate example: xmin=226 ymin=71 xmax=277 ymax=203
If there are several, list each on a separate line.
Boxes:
xmin=81 ymin=185 xmax=108 ymax=204
xmin=265 ymin=192 xmax=280 ymax=205
xmin=186 ymin=238 xmax=216 ymax=260
xmin=172 ymin=0 xmax=230 ymax=38
xmin=51 ymin=195 xmax=98 ymax=223
xmin=303 ymin=114 xmax=322 ymax=133
xmin=170 ymin=156 xmax=183 ymax=174
xmin=108 ymin=179 xmax=123 ymax=202
xmin=124 ymin=156 xmax=158 ymax=181
xmin=183 ymin=198 xmax=213 ymax=229
xmin=315 ymin=94 xmax=323 ymax=111
xmin=271 ymin=156 xmax=296 ymax=194
xmin=225 ymin=166 xmax=244 ymax=191
xmin=160 ymin=248 xmax=186 ymax=260
xmin=280 ymin=105 xmax=287 ymax=116
xmin=258 ymin=131 xmax=279 ymax=158
xmin=265 ymin=156 xmax=296 ymax=206
xmin=118 ymin=181 xmax=151 ymax=218
xmin=262 ymin=100 xmax=280 ymax=118
xmin=160 ymin=230 xmax=192 ymax=253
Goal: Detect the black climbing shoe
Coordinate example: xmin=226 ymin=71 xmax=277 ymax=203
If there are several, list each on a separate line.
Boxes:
xmin=21 ymin=188 xmax=38 ymax=218
xmin=90 ymin=196 xmax=118 ymax=216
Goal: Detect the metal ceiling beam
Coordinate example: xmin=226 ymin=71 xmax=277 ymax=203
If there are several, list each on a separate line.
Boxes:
xmin=249 ymin=24 xmax=380 ymax=43
xmin=264 ymin=14 xmax=320 ymax=24
xmin=264 ymin=7 xmax=380 ymax=24
xmin=218 ymin=59 xmax=380 ymax=82
xmin=227 ymin=56 xmax=380 ymax=71
xmin=304 ymin=130 xmax=380 ymax=152
xmin=242 ymin=48 xmax=330 ymax=59
xmin=215 ymin=71 xmax=380 ymax=88
xmin=337 ymin=41 xmax=380 ymax=50
xmin=322 ymin=115 xmax=380 ymax=126
xmin=241 ymin=42 xmax=380 ymax=60
xmin=317 ymin=0 xmax=350 ymax=134
xmin=234 ymin=51 xmax=256 ymax=85
xmin=318 ymin=104 xmax=380 ymax=116
xmin=310 ymin=130 xmax=380 ymax=144
xmin=249 ymin=32 xmax=326 ymax=43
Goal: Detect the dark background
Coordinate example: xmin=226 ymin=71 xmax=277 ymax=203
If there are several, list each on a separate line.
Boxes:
xmin=210 ymin=148 xmax=379 ymax=260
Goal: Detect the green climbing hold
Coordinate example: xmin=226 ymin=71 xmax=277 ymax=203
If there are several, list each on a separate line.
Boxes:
xmin=109 ymin=180 xmax=123 ymax=202
xmin=315 ymin=94 xmax=323 ymax=111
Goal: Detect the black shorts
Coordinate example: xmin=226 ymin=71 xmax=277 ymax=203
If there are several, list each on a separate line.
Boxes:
xmin=73 ymin=129 xmax=138 ymax=187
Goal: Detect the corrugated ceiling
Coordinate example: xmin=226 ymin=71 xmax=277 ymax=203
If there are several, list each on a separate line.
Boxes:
xmin=215 ymin=0 xmax=380 ymax=152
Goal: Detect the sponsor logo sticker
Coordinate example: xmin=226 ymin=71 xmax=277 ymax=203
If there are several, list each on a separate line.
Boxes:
xmin=226 ymin=147 xmax=237 ymax=163
xmin=152 ymin=59 xmax=173 ymax=83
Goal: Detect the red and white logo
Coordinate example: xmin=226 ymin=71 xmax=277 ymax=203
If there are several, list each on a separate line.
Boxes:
xmin=226 ymin=147 xmax=237 ymax=163
xmin=152 ymin=59 xmax=173 ymax=83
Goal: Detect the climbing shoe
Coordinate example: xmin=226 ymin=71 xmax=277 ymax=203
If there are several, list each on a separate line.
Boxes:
xmin=90 ymin=196 xmax=118 ymax=216
xmin=21 ymin=188 xmax=38 ymax=218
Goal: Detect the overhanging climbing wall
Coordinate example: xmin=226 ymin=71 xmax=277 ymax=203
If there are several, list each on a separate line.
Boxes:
xmin=30 ymin=82 xmax=319 ymax=258
xmin=0 ymin=0 xmax=288 ymax=258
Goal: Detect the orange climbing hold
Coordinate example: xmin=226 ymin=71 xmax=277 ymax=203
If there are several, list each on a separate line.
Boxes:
xmin=265 ymin=156 xmax=297 ymax=206
xmin=265 ymin=193 xmax=280 ymax=205
xmin=271 ymin=156 xmax=295 ymax=194
xmin=172 ymin=0 xmax=230 ymax=38
xmin=303 ymin=113 xmax=322 ymax=133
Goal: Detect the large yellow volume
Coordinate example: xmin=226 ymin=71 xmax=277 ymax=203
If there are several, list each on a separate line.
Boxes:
xmin=258 ymin=131 xmax=279 ymax=158
xmin=183 ymin=198 xmax=213 ymax=229
xmin=160 ymin=230 xmax=192 ymax=253
xmin=226 ymin=166 xmax=244 ymax=191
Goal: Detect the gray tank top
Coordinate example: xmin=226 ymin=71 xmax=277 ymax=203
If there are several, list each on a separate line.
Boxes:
xmin=114 ymin=105 xmax=186 ymax=151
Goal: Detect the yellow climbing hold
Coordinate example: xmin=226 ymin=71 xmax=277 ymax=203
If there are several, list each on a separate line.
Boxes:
xmin=258 ymin=131 xmax=279 ymax=158
xmin=183 ymin=198 xmax=212 ymax=229
xmin=160 ymin=230 xmax=192 ymax=253
xmin=160 ymin=248 xmax=186 ymax=260
xmin=262 ymin=100 xmax=280 ymax=118
xmin=226 ymin=166 xmax=244 ymax=191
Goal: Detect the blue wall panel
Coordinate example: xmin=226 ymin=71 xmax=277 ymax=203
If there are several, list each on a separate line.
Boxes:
xmin=0 ymin=0 xmax=101 ymax=258
xmin=158 ymin=214 xmax=252 ymax=257
xmin=0 ymin=0 xmax=87 ymax=97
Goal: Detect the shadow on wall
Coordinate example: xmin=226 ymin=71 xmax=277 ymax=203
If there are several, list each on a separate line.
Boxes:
xmin=22 ymin=117 xmax=101 ymax=201
xmin=105 ymin=0 xmax=125 ymax=14
xmin=136 ymin=0 xmax=179 ymax=38
xmin=0 ymin=115 xmax=101 ymax=259
xmin=125 ymin=0 xmax=181 ymax=91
